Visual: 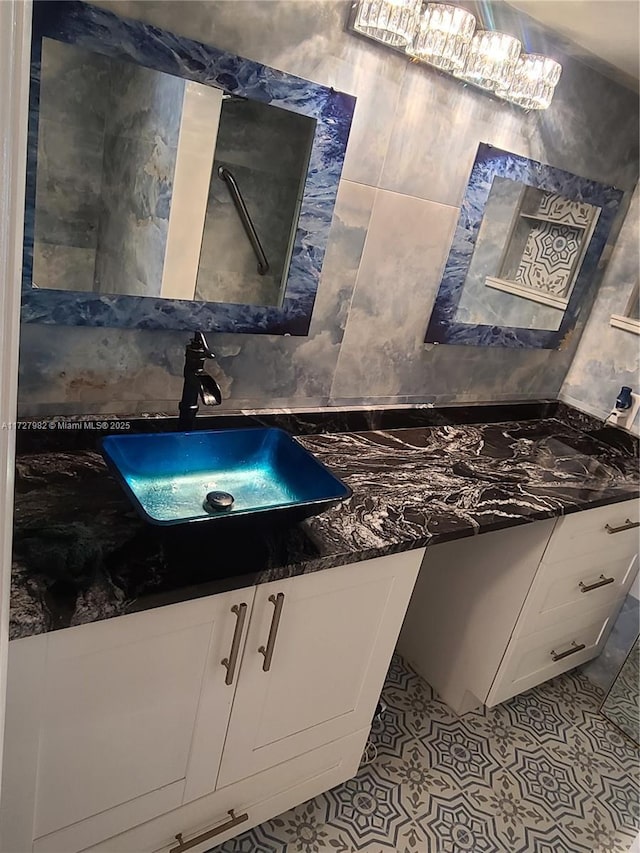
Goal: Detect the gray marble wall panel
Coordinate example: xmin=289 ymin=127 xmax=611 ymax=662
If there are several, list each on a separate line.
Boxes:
xmin=561 ymin=184 xmax=640 ymax=434
xmin=33 ymin=119 xmax=104 ymax=250
xmin=91 ymin=0 xmax=408 ymax=189
xmin=94 ymin=61 xmax=184 ymax=296
xmin=18 ymin=0 xmax=640 ymax=416
xmin=379 ymin=54 xmax=639 ymax=210
xmin=32 ymin=41 xmax=111 ymax=291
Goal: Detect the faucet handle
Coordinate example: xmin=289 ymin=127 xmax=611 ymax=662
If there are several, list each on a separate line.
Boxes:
xmin=190 ymin=331 xmax=215 ymax=359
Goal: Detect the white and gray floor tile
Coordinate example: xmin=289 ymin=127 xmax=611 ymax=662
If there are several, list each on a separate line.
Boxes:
xmin=212 ymin=655 xmax=639 ymax=853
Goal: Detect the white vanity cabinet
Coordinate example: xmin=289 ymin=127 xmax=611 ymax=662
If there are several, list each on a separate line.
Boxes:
xmin=0 ymin=549 xmax=424 ymax=853
xmin=487 ymin=500 xmax=639 ymax=705
xmin=218 ymin=553 xmax=418 ymax=787
xmin=399 ymin=499 xmax=639 ymax=715
xmin=1 ymin=590 xmax=254 ymax=853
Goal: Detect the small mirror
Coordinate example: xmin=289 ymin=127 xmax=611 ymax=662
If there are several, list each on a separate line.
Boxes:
xmin=425 ymin=144 xmax=624 ymax=349
xmin=33 ymin=38 xmax=315 ymax=308
xmin=455 ymin=177 xmax=600 ymax=333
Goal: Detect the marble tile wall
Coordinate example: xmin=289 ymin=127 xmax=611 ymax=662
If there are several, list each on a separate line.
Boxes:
xmin=32 ymin=40 xmax=110 ymax=293
xmin=94 ymin=61 xmax=185 ymax=297
xmin=33 ymin=39 xmax=186 ymax=300
xmin=561 ymin=183 xmax=640 ymax=435
xmin=18 ymin=0 xmax=640 ymax=416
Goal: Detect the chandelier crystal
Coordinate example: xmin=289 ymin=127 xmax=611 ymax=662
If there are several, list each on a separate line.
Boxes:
xmin=353 ymin=0 xmax=423 ymax=47
xmin=407 ymin=3 xmax=476 ymax=72
xmin=503 ymin=53 xmax=562 ymax=109
xmin=455 ymin=30 xmax=521 ymax=92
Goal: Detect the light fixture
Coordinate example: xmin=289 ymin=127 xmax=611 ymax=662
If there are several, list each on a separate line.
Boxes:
xmin=353 ymin=0 xmax=423 ymax=48
xmin=349 ymin=1 xmax=562 ymax=110
xmin=503 ymin=53 xmax=562 ymax=109
xmin=407 ymin=3 xmax=476 ymax=73
xmin=455 ymin=30 xmax=521 ymax=92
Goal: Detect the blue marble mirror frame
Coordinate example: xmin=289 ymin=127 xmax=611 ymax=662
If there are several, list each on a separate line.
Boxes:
xmin=23 ymin=1 xmax=356 ymax=335
xmin=424 ymin=143 xmax=624 ymax=349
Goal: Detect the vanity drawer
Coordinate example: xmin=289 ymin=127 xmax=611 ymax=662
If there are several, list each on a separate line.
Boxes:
xmin=71 ymin=728 xmax=366 ymax=853
xmin=487 ymin=601 xmax=619 ymax=707
xmin=542 ymin=499 xmax=640 ymax=564
xmin=515 ymin=550 xmax=638 ymax=637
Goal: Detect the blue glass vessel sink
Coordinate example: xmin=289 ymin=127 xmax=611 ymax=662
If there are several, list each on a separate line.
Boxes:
xmin=101 ymin=428 xmax=352 ymax=526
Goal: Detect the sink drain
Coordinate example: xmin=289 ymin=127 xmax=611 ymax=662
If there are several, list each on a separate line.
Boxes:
xmin=203 ymin=491 xmax=235 ymax=512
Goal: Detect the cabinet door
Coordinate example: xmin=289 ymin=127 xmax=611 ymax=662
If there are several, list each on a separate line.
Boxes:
xmin=26 ymin=589 xmax=253 ymax=850
xmin=217 ymin=550 xmax=424 ymax=788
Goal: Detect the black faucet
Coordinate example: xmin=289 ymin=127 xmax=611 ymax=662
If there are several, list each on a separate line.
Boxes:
xmin=178 ymin=332 xmax=223 ymax=430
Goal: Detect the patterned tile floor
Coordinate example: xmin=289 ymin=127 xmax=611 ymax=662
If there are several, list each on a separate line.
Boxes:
xmin=212 ymin=654 xmax=640 ymax=853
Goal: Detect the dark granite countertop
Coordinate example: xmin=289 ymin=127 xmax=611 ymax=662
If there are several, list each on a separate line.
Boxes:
xmin=10 ymin=403 xmax=639 ymax=640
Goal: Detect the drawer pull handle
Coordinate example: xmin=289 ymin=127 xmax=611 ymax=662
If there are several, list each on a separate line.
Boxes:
xmin=605 ymin=518 xmax=640 ymax=534
xmin=579 ymin=574 xmax=615 ymax=593
xmin=258 ymin=592 xmax=285 ymax=672
xmin=550 ymin=641 xmax=586 ymax=662
xmin=221 ymin=603 xmax=247 ymax=686
xmin=170 ymin=809 xmax=249 ymax=853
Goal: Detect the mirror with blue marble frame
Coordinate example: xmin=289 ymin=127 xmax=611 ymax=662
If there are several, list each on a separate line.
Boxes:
xmin=23 ymin=1 xmax=356 ymax=335
xmin=425 ymin=144 xmax=624 ymax=349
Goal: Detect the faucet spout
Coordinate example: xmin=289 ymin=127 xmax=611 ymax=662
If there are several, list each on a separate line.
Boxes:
xmin=178 ymin=332 xmax=223 ymax=430
xmin=199 ymin=373 xmax=223 ymax=407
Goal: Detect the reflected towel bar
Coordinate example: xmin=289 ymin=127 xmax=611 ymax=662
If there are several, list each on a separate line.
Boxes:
xmin=218 ymin=166 xmax=269 ymax=275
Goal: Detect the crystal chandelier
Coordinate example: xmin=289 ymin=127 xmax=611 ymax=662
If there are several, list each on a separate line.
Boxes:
xmin=353 ymin=0 xmax=423 ymax=47
xmin=503 ymin=53 xmax=562 ymax=109
xmin=407 ymin=3 xmax=476 ymax=73
xmin=350 ymin=1 xmax=563 ymax=110
xmin=455 ymin=30 xmax=522 ymax=92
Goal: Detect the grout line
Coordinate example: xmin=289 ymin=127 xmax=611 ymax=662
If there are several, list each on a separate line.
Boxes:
xmin=341 ymin=176 xmax=460 ymax=211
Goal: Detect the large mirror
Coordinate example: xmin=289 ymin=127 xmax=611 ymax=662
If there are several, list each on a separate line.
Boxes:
xmin=23 ymin=1 xmax=355 ymax=335
xmin=34 ymin=38 xmax=315 ymax=308
xmin=425 ymin=144 xmax=624 ymax=349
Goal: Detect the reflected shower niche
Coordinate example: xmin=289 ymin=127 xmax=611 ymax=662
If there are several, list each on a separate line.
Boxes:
xmin=425 ymin=144 xmax=624 ymax=349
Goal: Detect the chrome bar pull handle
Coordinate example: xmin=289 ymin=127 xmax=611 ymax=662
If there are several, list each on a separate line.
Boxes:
xmin=221 ymin=603 xmax=247 ymax=686
xmin=550 ymin=641 xmax=586 ymax=662
xmin=170 ymin=809 xmax=249 ymax=853
xmin=258 ymin=592 xmax=285 ymax=672
xmin=579 ymin=574 xmax=615 ymax=593
xmin=218 ymin=166 xmax=270 ymax=275
xmin=605 ymin=519 xmax=639 ymax=534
